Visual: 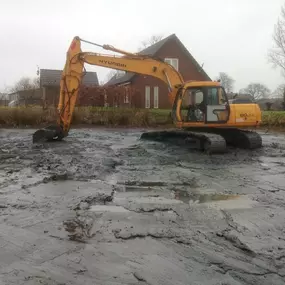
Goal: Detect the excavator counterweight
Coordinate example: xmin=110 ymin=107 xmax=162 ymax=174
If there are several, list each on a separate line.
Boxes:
xmin=33 ymin=36 xmax=263 ymax=154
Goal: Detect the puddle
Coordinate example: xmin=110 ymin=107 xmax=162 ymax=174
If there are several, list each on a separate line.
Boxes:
xmin=128 ymin=196 xmax=183 ymax=205
xmin=120 ymin=180 xmax=199 ymax=191
xmin=173 ymin=190 xmax=257 ymax=209
xmin=173 ymin=189 xmax=240 ymax=204
xmin=204 ymin=195 xmax=258 ymax=210
xmin=124 ymin=181 xmax=166 ymax=187
xmin=115 ymin=181 xmax=167 ymax=192
xmin=125 ymin=186 xmax=152 ymax=192
xmin=89 ymin=205 xmax=130 ymax=213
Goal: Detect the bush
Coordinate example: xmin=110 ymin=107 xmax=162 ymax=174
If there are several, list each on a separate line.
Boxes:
xmin=3 ymin=106 xmax=283 ymax=129
xmin=0 ymin=106 xmax=56 ymax=127
xmin=261 ymin=111 xmax=285 ymax=127
xmin=0 ymin=106 xmax=172 ymax=128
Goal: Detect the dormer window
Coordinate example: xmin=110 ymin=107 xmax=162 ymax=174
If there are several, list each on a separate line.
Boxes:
xmin=165 ymin=58 xmax=179 ymax=71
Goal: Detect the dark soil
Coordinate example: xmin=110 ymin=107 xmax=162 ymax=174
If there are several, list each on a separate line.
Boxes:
xmin=0 ymin=128 xmax=285 ymax=284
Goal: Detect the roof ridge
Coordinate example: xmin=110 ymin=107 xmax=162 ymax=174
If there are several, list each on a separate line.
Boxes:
xmin=40 ymin=68 xmax=97 ymax=73
xmin=172 ymin=36 xmax=211 ymax=80
xmin=105 ymin=33 xmax=211 ymax=85
xmin=138 ymin=33 xmax=176 ymax=55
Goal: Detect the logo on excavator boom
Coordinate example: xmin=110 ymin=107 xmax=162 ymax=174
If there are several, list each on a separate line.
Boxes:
xmin=99 ymin=59 xmax=126 ymax=68
xmin=240 ymin=113 xmax=254 ymax=120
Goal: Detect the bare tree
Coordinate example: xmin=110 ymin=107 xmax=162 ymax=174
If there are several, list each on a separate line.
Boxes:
xmin=276 ymin=84 xmax=285 ymax=110
xmin=101 ymin=34 xmax=163 ymax=85
xmin=11 ymin=76 xmax=40 ymax=92
xmin=0 ymin=93 xmax=7 ymax=100
xmin=268 ymin=4 xmax=285 ymax=76
xmin=270 ymin=84 xmax=285 ymax=110
xmin=102 ymin=69 xmax=126 ymax=85
xmin=138 ymin=34 xmax=164 ymax=51
xmin=272 ymin=83 xmax=285 ymax=98
xmin=101 ymin=34 xmax=164 ymax=84
xmin=240 ymin=83 xmax=270 ymax=100
xmin=216 ymin=72 xmax=235 ymax=93
xmin=265 ymin=102 xmax=273 ymax=111
xmin=283 ymin=88 xmax=285 ymax=110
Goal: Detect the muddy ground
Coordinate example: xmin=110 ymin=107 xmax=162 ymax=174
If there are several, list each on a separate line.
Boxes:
xmin=0 ymin=128 xmax=285 ymax=285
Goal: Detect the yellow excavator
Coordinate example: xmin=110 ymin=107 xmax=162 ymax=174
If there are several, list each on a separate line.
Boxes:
xmin=33 ymin=36 xmax=262 ymax=154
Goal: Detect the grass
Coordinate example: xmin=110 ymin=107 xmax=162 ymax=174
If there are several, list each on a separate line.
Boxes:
xmin=1 ymin=106 xmax=285 ymax=129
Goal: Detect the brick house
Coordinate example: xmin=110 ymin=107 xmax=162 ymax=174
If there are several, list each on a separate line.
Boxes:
xmin=105 ymin=33 xmax=211 ymax=109
xmin=40 ymin=69 xmax=99 ymax=88
xmin=40 ymin=69 xmax=134 ymax=108
xmin=40 ymin=69 xmax=99 ymax=106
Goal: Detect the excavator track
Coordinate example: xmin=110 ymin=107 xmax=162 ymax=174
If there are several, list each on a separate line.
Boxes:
xmin=140 ymin=128 xmax=262 ymax=154
xmin=140 ymin=130 xmax=227 ymax=154
xmin=241 ymin=130 xmax=262 ymax=149
xmin=200 ymin=132 xmax=227 ymax=154
xmin=213 ymin=128 xmax=262 ymax=150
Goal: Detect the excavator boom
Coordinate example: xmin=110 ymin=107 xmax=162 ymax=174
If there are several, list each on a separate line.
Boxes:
xmin=33 ymin=36 xmax=184 ymax=142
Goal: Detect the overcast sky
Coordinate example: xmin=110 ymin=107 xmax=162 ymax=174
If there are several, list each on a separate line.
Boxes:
xmin=0 ymin=0 xmax=284 ymax=93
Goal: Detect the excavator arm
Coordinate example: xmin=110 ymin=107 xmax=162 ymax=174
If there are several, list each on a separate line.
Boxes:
xmin=33 ymin=36 xmax=184 ymax=142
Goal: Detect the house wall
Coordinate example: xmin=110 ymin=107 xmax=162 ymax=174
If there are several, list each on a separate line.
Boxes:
xmin=43 ymin=86 xmax=60 ymax=107
xmin=9 ymin=93 xmax=19 ymax=102
xmin=257 ymin=98 xmax=284 ymax=111
xmin=0 ymin=100 xmax=8 ymax=106
xmin=43 ymin=85 xmax=135 ymax=108
xmin=8 ymin=89 xmax=43 ymax=106
xmin=131 ymin=76 xmax=170 ymax=109
xmin=131 ymin=38 xmax=209 ymax=109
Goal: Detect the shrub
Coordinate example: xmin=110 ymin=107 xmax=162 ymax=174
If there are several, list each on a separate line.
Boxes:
xmin=2 ymin=107 xmax=282 ymax=129
xmin=261 ymin=111 xmax=285 ymax=127
xmin=0 ymin=106 xmax=171 ymax=128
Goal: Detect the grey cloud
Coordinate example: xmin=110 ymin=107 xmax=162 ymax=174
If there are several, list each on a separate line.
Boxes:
xmin=0 ymin=0 xmax=284 ymax=92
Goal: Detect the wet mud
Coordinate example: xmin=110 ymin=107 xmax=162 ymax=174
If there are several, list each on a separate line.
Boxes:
xmin=0 ymin=128 xmax=285 ymax=284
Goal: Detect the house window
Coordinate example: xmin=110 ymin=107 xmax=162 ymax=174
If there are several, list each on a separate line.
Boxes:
xmin=145 ymin=86 xmax=150 ymax=108
xmin=104 ymin=92 xmax=108 ymax=107
xmin=124 ymin=88 xmax=129 ymax=104
xmin=154 ymin=86 xmax=159 ymax=108
xmin=124 ymin=94 xmax=129 ymax=103
xmin=165 ymin=58 xmax=179 ymax=71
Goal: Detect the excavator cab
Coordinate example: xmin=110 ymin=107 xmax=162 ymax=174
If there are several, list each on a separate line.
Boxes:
xmin=166 ymin=81 xmax=262 ymax=153
xmin=172 ymin=83 xmax=230 ymax=128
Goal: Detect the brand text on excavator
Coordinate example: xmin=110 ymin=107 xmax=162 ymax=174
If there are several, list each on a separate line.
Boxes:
xmin=98 ymin=59 xmax=127 ymax=68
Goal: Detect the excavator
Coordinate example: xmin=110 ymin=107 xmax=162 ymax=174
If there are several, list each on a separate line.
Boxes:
xmin=33 ymin=36 xmax=262 ymax=154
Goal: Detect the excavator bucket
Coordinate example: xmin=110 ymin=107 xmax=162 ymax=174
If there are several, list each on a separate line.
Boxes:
xmin=32 ymin=125 xmax=65 ymax=143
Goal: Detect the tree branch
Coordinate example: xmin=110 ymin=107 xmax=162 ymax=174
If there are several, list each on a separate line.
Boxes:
xmin=268 ymin=4 xmax=285 ymax=76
